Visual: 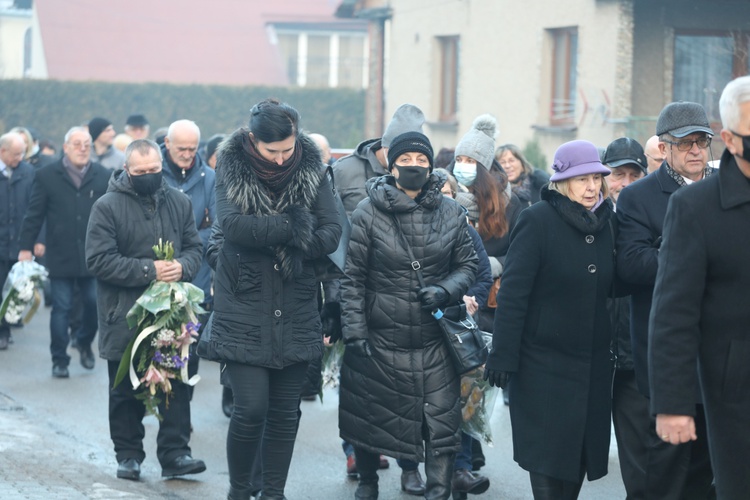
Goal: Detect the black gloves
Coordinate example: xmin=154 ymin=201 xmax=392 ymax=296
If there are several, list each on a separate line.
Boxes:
xmin=418 ymin=285 xmax=449 ymax=310
xmin=346 ymin=339 xmax=372 ymax=358
xmin=285 ymin=205 xmax=316 ymax=252
xmin=483 ymin=369 xmax=512 ymax=389
xmin=320 ymin=302 xmax=342 ymax=343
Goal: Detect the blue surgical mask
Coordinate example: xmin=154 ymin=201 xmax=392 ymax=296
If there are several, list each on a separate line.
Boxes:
xmin=453 ymin=162 xmax=477 ymax=186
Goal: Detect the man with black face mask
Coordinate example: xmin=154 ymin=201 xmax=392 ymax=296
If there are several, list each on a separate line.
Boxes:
xmin=85 ymin=139 xmax=205 ymax=482
xmin=649 ymin=75 xmax=750 ymax=499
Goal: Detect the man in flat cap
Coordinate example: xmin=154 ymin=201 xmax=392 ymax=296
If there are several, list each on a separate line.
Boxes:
xmin=615 ymin=102 xmax=716 ymax=499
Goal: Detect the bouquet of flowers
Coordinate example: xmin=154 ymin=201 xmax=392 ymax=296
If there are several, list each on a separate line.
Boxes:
xmin=113 ymin=239 xmax=205 ymax=419
xmin=318 ymin=340 xmax=345 ymax=401
xmin=0 ymin=260 xmax=48 ymax=325
xmin=459 ymin=332 xmax=498 ymax=446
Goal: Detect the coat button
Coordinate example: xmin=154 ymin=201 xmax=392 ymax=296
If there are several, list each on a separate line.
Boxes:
xmin=274 ymin=310 xmax=282 ymax=317
xmin=585 ymin=235 xmax=594 ymax=244
xmin=274 ymin=263 xmax=280 ymax=271
xmin=588 ymin=264 xmax=597 ymax=273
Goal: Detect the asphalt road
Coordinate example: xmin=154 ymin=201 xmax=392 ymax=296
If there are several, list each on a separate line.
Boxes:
xmin=0 ymin=305 xmax=626 ymax=499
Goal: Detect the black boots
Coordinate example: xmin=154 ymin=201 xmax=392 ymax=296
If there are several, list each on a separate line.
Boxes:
xmin=401 ymin=469 xmax=426 ymax=495
xmin=424 ymin=450 xmax=455 ymax=500
xmin=452 ymin=468 xmax=490 ymax=498
xmin=529 ymin=471 xmax=584 ymax=500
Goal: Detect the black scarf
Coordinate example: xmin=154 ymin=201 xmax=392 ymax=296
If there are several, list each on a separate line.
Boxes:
xmin=541 ymin=185 xmax=612 ymax=233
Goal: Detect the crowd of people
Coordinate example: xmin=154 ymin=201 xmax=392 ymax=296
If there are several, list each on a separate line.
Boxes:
xmin=1 ymin=74 xmax=750 ymax=500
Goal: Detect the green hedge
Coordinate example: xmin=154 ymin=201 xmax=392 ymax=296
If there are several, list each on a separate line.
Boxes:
xmin=0 ymin=80 xmax=365 ymax=149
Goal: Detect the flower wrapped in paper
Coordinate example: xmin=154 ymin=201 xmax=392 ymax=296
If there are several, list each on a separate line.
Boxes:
xmin=0 ymin=260 xmax=49 ymax=325
xmin=318 ymin=340 xmax=345 ymax=401
xmin=459 ymin=332 xmax=498 ymax=445
xmin=112 ymin=240 xmax=205 ymax=419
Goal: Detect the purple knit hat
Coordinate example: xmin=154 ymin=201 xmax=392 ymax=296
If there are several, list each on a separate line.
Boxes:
xmin=549 ymin=140 xmax=611 ymax=182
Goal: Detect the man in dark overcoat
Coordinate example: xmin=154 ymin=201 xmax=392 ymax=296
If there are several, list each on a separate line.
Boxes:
xmin=86 ymin=139 xmax=205 ymax=481
xmin=650 ymin=75 xmax=750 ymax=500
xmin=616 ymin=102 xmax=715 ymax=498
xmin=18 ymin=126 xmax=111 ymax=378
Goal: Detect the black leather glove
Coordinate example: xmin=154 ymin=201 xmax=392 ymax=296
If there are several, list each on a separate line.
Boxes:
xmin=346 ymin=339 xmax=372 ymax=358
xmin=320 ymin=302 xmax=342 ymax=343
xmin=483 ymin=368 xmax=512 ymax=389
xmin=418 ymin=285 xmax=449 ymax=310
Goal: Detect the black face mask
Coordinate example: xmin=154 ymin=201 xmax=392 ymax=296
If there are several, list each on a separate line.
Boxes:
xmin=731 ymin=130 xmax=750 ymax=163
xmin=393 ymin=165 xmax=430 ymax=191
xmin=130 ymin=171 xmax=162 ymax=196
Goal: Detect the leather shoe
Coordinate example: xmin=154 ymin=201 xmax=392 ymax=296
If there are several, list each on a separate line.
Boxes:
xmin=355 ymin=481 xmax=378 ymax=500
xmin=79 ymin=344 xmax=95 ymax=370
xmin=453 ymin=468 xmax=490 ymax=494
xmin=400 ymin=469 xmax=426 ymax=496
xmin=117 ymin=457 xmax=140 ymax=480
xmin=52 ymin=364 xmax=69 ymax=378
xmin=161 ymin=454 xmax=206 ymax=477
xmin=0 ymin=336 xmax=8 ymax=350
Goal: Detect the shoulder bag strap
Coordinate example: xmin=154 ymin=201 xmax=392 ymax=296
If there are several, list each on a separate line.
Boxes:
xmin=390 ymin=214 xmax=427 ymax=290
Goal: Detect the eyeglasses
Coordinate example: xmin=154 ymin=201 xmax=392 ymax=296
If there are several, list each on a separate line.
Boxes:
xmin=663 ymin=137 xmax=711 ymax=152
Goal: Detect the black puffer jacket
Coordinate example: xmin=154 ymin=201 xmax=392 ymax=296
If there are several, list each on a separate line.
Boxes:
xmin=339 ymin=172 xmax=478 ymax=462
xmin=86 ymin=170 xmax=203 ymax=360
xmin=205 ymin=130 xmax=341 ymax=368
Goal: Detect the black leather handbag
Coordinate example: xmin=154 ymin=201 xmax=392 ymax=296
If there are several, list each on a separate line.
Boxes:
xmin=391 ymin=215 xmax=488 ymax=374
xmin=315 ymin=166 xmax=352 ymax=281
xmin=195 ymin=311 xmax=213 ymax=359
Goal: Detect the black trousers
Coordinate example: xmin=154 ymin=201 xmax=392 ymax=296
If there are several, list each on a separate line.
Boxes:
xmin=612 ymin=369 xmax=651 ymax=499
xmin=0 ymin=259 xmax=14 ymax=340
xmin=107 ymin=360 xmax=192 ymax=466
xmin=226 ymin=361 xmax=308 ymax=497
xmin=645 ymin=404 xmax=714 ymax=500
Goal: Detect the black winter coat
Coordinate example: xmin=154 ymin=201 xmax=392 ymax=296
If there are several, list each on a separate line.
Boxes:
xmin=86 ymin=170 xmax=203 ymax=360
xmin=0 ymin=161 xmax=36 ymax=260
xmin=339 ymin=172 xmax=478 ymax=462
xmin=205 ymin=130 xmax=341 ymax=368
xmin=20 ymin=159 xmax=111 ymax=277
xmin=486 ymin=187 xmax=616 ymax=483
xmin=649 ymin=151 xmax=750 ymax=499
xmin=616 ymin=163 xmax=715 ymax=397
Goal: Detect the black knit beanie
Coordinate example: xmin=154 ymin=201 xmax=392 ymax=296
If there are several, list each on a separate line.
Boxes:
xmin=387 ymin=131 xmax=434 ymax=171
xmin=88 ymin=117 xmax=111 ymax=142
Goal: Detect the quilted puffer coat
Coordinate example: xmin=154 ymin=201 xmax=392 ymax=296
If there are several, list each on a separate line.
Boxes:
xmin=339 ymin=172 xmax=478 ymax=462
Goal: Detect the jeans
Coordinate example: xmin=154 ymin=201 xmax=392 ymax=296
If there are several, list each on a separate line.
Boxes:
xmin=107 ymin=361 xmax=192 ymax=465
xmin=454 ymin=432 xmax=474 ymax=471
xmin=226 ymin=361 xmax=309 ymax=497
xmin=50 ymin=277 xmax=97 ymax=366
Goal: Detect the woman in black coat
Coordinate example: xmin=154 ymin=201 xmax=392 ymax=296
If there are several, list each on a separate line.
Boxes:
xmin=484 ymin=140 xmax=616 ymax=500
xmin=496 ymin=143 xmax=551 ymax=207
xmin=207 ymin=99 xmax=342 ymax=500
xmin=339 ymin=132 xmax=478 ymax=500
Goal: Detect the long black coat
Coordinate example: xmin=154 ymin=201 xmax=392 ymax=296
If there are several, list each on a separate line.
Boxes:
xmin=85 ymin=170 xmax=203 ymax=360
xmin=0 ymin=161 xmax=36 ymax=260
xmin=339 ymin=173 xmax=478 ymax=462
xmin=19 ymin=159 xmax=111 ymax=278
xmin=486 ymin=187 xmax=616 ymax=483
xmin=205 ymin=130 xmax=341 ymax=369
xmin=649 ymin=150 xmax=750 ymax=498
xmin=616 ymin=163 xmax=715 ymax=398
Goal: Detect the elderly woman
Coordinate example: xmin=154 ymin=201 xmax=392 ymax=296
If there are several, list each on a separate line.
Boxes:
xmin=485 ymin=140 xmax=616 ymax=499
xmin=495 ymin=144 xmax=550 ymax=206
xmin=339 ymin=131 xmax=478 ymax=500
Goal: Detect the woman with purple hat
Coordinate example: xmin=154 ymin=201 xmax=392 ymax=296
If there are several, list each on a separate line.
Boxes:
xmin=484 ymin=140 xmax=617 ymax=499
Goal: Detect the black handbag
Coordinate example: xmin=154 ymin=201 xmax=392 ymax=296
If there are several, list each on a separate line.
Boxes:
xmin=315 ymin=166 xmax=352 ymax=281
xmin=391 ymin=216 xmax=488 ymax=374
xmin=195 ymin=311 xmax=213 ymax=359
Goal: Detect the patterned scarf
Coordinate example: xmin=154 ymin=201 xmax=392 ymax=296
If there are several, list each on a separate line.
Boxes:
xmin=664 ymin=161 xmax=714 ymax=187
xmin=511 ymin=172 xmax=533 ymax=204
xmin=240 ymin=133 xmax=303 ymax=196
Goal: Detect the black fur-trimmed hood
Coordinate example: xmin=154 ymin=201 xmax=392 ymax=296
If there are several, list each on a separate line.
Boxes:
xmin=216 ymin=129 xmax=324 ymax=279
xmin=541 ymin=185 xmax=613 ymax=233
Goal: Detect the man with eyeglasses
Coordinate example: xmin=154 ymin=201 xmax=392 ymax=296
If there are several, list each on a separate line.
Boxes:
xmin=616 ymin=102 xmax=715 ymax=499
xmin=18 ymin=126 xmax=111 ymax=378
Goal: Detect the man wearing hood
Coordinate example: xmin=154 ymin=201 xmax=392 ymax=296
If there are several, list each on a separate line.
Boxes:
xmin=85 ymin=139 xmax=205 ymax=482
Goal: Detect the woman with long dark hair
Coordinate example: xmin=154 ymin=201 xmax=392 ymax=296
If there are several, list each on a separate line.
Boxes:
xmin=207 ymin=98 xmax=342 ymax=500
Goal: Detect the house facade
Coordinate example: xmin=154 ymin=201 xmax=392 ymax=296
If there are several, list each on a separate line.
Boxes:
xmin=341 ymin=0 xmax=750 ymax=164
